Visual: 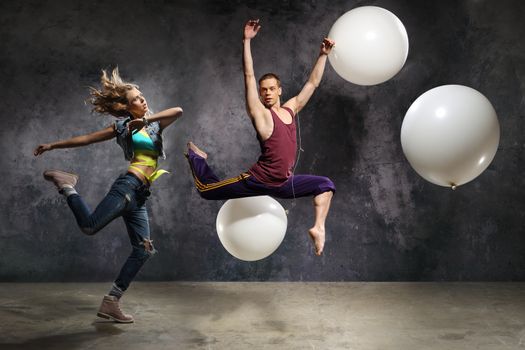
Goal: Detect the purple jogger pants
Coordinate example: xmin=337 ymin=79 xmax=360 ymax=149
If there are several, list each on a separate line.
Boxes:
xmin=186 ymin=149 xmax=335 ymax=200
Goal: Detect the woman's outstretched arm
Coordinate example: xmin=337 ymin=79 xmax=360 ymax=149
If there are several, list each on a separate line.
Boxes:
xmin=33 ymin=126 xmax=116 ymax=156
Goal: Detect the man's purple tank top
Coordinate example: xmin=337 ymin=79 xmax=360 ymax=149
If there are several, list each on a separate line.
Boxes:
xmin=248 ymin=106 xmax=296 ymax=186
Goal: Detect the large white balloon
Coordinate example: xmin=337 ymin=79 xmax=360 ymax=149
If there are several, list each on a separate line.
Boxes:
xmin=401 ymin=85 xmax=500 ymax=188
xmin=216 ymin=196 xmax=287 ymax=261
xmin=328 ymin=6 xmax=409 ymax=85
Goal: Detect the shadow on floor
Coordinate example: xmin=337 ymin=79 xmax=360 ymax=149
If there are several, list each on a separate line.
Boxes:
xmin=0 ymin=323 xmax=125 ymax=350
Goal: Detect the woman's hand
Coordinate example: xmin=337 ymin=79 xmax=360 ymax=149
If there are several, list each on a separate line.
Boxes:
xmin=128 ymin=118 xmax=146 ymax=134
xmin=34 ymin=143 xmax=53 ymax=156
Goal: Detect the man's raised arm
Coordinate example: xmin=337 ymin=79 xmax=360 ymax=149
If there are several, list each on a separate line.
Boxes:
xmin=243 ymin=19 xmax=266 ymax=122
xmin=285 ymin=38 xmax=335 ymax=115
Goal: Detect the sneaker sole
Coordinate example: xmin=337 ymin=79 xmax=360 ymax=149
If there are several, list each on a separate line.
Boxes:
xmin=43 ymin=170 xmax=79 ymax=189
xmin=43 ymin=170 xmax=79 ymax=182
xmin=96 ymin=312 xmax=134 ymax=323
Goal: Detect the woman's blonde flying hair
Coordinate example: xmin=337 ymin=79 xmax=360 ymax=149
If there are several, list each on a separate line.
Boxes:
xmin=88 ymin=67 xmax=138 ymax=118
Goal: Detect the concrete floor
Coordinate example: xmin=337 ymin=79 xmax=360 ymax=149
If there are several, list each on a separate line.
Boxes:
xmin=0 ymin=282 xmax=524 ymax=350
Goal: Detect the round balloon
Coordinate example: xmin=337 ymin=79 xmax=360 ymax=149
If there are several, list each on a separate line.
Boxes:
xmin=328 ymin=6 xmax=409 ymax=85
xmin=216 ymin=196 xmax=287 ymax=261
xmin=401 ymin=85 xmax=500 ymax=188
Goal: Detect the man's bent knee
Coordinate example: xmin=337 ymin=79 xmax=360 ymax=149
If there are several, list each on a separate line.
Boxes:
xmin=198 ymin=189 xmax=215 ymax=200
xmin=317 ymin=177 xmax=336 ymax=195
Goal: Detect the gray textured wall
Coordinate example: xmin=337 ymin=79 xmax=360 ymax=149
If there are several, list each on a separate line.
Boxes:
xmin=1 ymin=0 xmax=524 ymax=282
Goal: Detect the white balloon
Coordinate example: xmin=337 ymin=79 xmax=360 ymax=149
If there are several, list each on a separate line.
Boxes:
xmin=401 ymin=85 xmax=500 ymax=188
xmin=328 ymin=6 xmax=409 ymax=85
xmin=216 ymin=196 xmax=287 ymax=261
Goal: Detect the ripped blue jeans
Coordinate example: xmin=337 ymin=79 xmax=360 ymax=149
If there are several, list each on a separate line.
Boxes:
xmin=66 ymin=173 xmax=155 ymax=293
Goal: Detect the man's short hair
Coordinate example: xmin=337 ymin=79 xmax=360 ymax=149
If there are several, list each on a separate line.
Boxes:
xmin=258 ymin=73 xmax=281 ymax=87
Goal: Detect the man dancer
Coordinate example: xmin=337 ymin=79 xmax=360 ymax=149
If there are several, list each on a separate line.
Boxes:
xmin=187 ymin=19 xmax=335 ymax=255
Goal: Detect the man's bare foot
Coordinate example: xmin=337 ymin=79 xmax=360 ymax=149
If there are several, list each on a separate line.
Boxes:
xmin=308 ymin=227 xmax=325 ymax=256
xmin=187 ymin=142 xmax=208 ymax=159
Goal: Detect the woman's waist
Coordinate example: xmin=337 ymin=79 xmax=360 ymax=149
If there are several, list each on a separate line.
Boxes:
xmin=129 ymin=160 xmax=158 ymax=169
xmin=128 ymin=151 xmax=158 ymax=185
xmin=130 ymin=151 xmax=159 ymax=168
xmin=128 ymin=153 xmax=169 ymax=184
xmin=131 ymin=150 xmax=159 ymax=162
xmin=118 ymin=171 xmax=150 ymax=189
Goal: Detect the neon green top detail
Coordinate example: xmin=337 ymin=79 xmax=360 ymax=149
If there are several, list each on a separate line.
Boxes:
xmin=128 ymin=129 xmax=169 ymax=183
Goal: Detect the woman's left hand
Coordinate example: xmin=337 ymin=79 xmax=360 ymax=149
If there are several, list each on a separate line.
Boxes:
xmin=128 ymin=119 xmax=146 ymax=134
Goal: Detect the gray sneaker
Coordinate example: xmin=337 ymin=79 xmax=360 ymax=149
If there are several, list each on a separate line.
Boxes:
xmin=43 ymin=170 xmax=78 ymax=193
xmin=97 ymin=295 xmax=134 ymax=323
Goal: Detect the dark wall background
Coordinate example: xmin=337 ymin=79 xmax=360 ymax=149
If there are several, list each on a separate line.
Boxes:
xmin=1 ymin=0 xmax=523 ymax=281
